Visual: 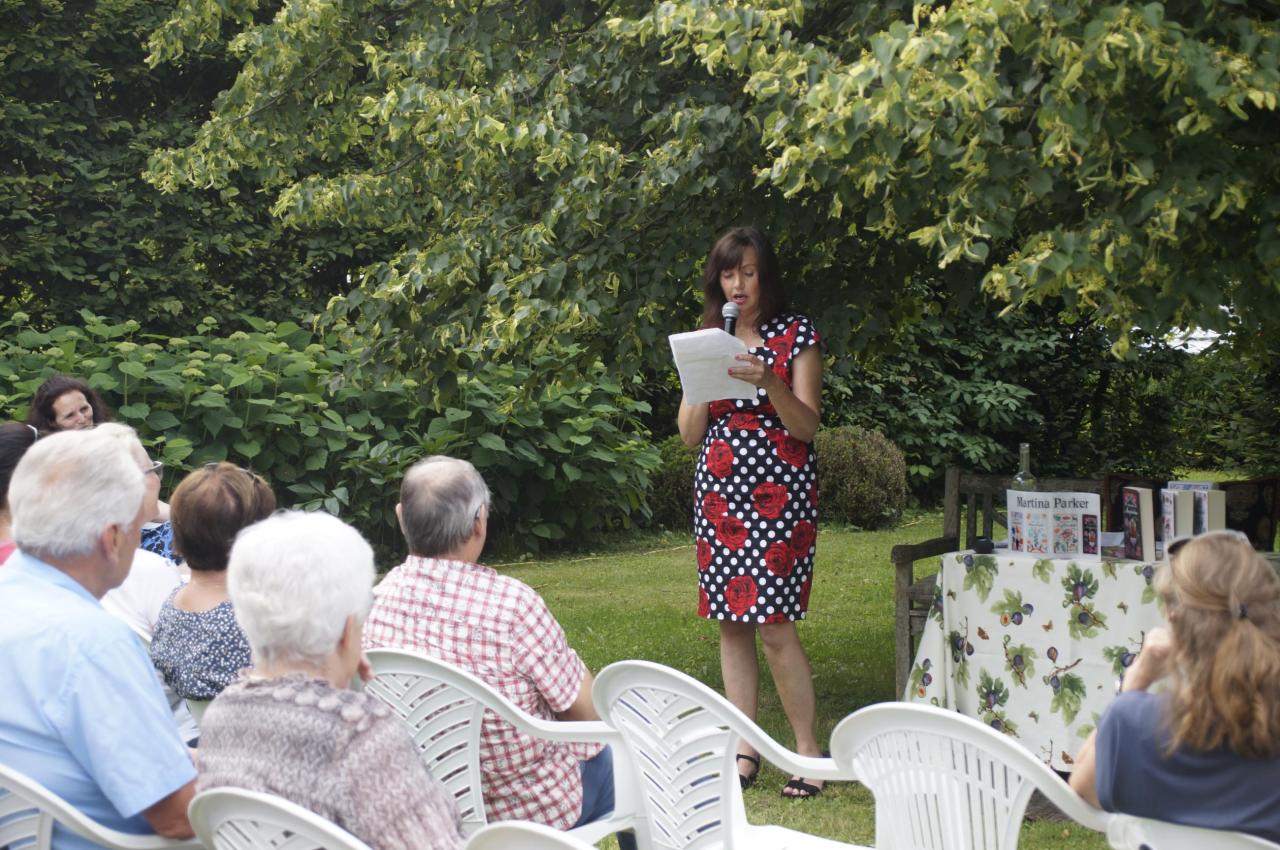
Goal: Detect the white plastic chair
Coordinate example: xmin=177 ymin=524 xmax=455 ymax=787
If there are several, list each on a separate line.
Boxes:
xmin=362 ymin=648 xmax=641 ymax=845
xmin=465 ymin=820 xmax=601 ymax=849
xmin=829 ymin=701 xmax=1109 ymax=850
xmin=1107 ymin=813 xmax=1280 ymax=850
xmin=592 ymin=659 xmax=857 ymax=850
xmin=188 ymin=787 xmax=372 ymax=850
xmin=0 ymin=763 xmax=201 ymax=850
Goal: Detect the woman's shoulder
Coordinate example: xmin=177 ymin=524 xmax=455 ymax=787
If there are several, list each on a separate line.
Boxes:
xmin=219 ymin=676 xmax=398 ymax=732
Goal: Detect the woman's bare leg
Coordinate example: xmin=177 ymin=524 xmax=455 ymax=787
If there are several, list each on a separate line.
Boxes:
xmin=720 ymin=619 xmax=761 ymax=779
xmin=759 ymin=620 xmax=823 ymax=794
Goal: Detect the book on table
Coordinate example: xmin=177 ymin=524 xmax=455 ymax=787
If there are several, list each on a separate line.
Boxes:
xmin=1006 ymin=490 xmax=1102 ymax=561
xmin=1122 ymin=486 xmax=1156 ymax=562
xmin=1165 ymin=479 xmax=1223 ymax=536
xmin=1161 ymin=489 xmax=1195 ymax=542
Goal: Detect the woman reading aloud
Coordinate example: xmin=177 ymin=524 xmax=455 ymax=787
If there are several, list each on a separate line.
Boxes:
xmin=677 ymin=226 xmax=825 ymax=798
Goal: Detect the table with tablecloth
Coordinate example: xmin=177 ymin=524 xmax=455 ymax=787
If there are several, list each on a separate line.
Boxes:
xmin=904 ymin=551 xmax=1166 ymax=771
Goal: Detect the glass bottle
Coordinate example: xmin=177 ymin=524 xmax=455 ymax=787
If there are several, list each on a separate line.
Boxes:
xmin=1011 ymin=442 xmax=1038 ymax=492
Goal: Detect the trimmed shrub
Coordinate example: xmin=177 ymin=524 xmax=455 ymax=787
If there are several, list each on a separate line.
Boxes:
xmin=815 ymin=425 xmax=907 ymax=530
xmin=648 ymin=434 xmax=699 ymax=530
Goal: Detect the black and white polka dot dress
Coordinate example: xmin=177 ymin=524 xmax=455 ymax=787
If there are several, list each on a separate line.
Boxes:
xmin=694 ymin=313 xmax=820 ymax=623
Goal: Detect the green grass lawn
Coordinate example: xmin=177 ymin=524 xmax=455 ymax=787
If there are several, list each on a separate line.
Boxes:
xmin=493 ymin=514 xmax=1110 ymax=849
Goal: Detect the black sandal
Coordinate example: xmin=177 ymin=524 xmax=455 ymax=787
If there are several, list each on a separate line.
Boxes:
xmin=736 ymin=753 xmax=761 ymax=790
xmin=781 ymin=777 xmax=823 ymax=798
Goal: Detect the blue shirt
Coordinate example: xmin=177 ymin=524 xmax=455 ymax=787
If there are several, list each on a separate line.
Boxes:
xmin=1097 ymin=690 xmax=1280 ymax=843
xmin=0 ymin=551 xmax=197 ymax=849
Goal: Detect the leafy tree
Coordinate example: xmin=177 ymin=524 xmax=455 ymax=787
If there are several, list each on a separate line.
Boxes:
xmin=0 ymin=0 xmax=375 ymax=329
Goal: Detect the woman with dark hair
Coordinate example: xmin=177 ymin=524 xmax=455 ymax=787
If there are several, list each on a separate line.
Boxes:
xmin=677 ymin=225 xmax=826 ymax=798
xmin=26 ymin=374 xmax=112 ymax=435
xmin=1070 ymin=531 xmax=1280 ymax=841
xmin=150 ymin=463 xmax=276 ymax=700
xmin=0 ymin=423 xmax=39 ymax=563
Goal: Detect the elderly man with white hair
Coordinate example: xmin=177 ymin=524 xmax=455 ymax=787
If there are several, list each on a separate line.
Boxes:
xmin=195 ymin=510 xmax=463 ymax=850
xmin=0 ymin=426 xmax=197 ymax=846
xmin=364 ymin=455 xmax=635 ymax=849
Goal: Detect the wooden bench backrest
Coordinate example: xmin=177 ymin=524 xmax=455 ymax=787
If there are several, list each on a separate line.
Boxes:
xmin=942 ymin=467 xmax=1107 ymax=549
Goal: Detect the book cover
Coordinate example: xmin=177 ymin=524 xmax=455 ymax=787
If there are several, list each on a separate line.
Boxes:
xmin=1160 ymin=489 xmax=1195 ymax=541
xmin=1006 ymin=491 xmax=1101 ymax=560
xmin=1203 ymin=489 xmax=1226 ymax=532
xmin=1167 ymin=480 xmax=1216 ymax=534
xmin=1122 ymin=486 xmax=1156 ymax=562
xmin=1104 ymin=473 xmax=1165 ymax=533
xmin=1221 ymin=477 xmax=1279 ymax=550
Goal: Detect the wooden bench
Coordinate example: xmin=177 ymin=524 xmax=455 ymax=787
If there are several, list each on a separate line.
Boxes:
xmin=890 ymin=467 xmax=1106 ymax=696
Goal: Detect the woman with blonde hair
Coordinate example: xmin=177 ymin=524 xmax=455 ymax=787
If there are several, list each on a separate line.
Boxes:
xmin=1070 ymin=531 xmax=1280 ymax=841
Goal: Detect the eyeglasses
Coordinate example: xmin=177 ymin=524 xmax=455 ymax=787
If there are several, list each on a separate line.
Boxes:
xmin=1165 ymin=528 xmax=1251 ymax=560
xmin=147 ymin=460 xmax=164 ymax=478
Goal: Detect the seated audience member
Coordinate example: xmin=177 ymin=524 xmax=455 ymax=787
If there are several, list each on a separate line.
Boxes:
xmin=26 ymin=373 xmax=174 ymax=559
xmin=0 ymin=427 xmax=196 ymax=845
xmin=197 ymin=511 xmax=463 ymax=850
xmin=365 ymin=456 xmax=631 ymax=847
xmin=150 ymin=462 xmax=275 ymax=700
xmin=0 ymin=422 xmax=39 ymax=563
xmin=1070 ymin=531 xmax=1280 ymax=841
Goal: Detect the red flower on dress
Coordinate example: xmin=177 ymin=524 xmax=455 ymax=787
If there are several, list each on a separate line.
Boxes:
xmin=696 ymin=538 xmax=713 ymax=571
xmin=725 ymin=575 xmax=759 ymax=616
xmin=766 ymin=336 xmax=790 ymax=360
xmin=715 ymin=515 xmax=748 ymax=550
xmin=764 ymin=541 xmax=795 ymax=577
xmin=752 ymin=482 xmax=788 ymax=519
xmin=701 ymin=492 xmax=729 ymax=520
xmin=809 ymin=484 xmax=819 ymax=508
xmin=790 ymin=520 xmax=816 ymax=556
xmin=727 ymin=411 xmax=760 ymax=431
xmin=799 ymin=575 xmax=813 ymax=609
xmin=709 ymin=400 xmax=734 ymax=419
xmin=706 ymin=440 xmax=734 ymax=479
xmin=698 ymin=586 xmax=710 ymax=618
xmin=763 ymin=612 xmax=788 ymax=624
xmin=775 ymin=435 xmax=809 ymax=468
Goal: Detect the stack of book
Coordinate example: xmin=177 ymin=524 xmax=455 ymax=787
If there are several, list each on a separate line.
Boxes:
xmin=1120 ymin=477 xmax=1278 ymax=560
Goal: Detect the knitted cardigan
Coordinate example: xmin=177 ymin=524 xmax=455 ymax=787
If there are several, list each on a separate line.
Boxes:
xmin=196 ymin=674 xmax=463 ymax=850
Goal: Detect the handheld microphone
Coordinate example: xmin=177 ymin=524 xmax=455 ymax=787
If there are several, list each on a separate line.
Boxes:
xmin=721 ymin=302 xmax=739 ymax=336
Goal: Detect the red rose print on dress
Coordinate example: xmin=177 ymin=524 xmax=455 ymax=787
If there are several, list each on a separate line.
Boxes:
xmin=752 ymin=482 xmax=789 ymax=519
xmin=697 ymin=538 xmax=713 ymax=571
xmin=707 ymin=440 xmax=734 ymax=479
xmin=709 ymin=400 xmax=734 ymax=419
xmin=775 ymin=435 xmax=808 ymax=468
xmin=809 ymin=484 xmax=819 ymax=508
xmin=763 ymin=612 xmax=788 ymax=624
xmin=799 ymin=576 xmax=813 ymax=609
xmin=790 ymin=520 xmax=816 ymax=556
xmin=764 ymin=541 xmax=795 ymax=577
xmin=701 ymin=492 xmax=729 ymax=520
xmin=727 ymin=411 xmax=760 ymax=431
xmin=725 ymin=575 xmax=759 ymax=616
xmin=698 ymin=586 xmax=710 ymax=618
xmin=716 ymin=515 xmax=748 ymax=550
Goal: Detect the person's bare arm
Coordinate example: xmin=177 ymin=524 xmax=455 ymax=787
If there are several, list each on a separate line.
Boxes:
xmin=555 ymin=668 xmax=600 ymax=721
xmin=1068 ymin=730 xmax=1100 ymax=807
xmin=677 ymin=400 xmax=710 ymax=448
xmin=142 ymin=779 xmax=196 ymax=838
xmin=727 ymin=344 xmax=822 ymax=442
xmin=1121 ymin=627 xmax=1172 ymax=692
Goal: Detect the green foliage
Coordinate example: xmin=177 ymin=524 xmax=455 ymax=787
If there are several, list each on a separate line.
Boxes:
xmin=0 ymin=0 xmax=374 ymax=330
xmin=647 ymin=434 xmax=699 ymax=531
xmin=812 ymin=425 xmax=906 ymax=530
xmin=0 ymin=312 xmax=657 ymax=556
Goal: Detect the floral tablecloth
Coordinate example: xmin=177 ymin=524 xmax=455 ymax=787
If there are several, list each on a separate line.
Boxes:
xmin=904 ymin=552 xmax=1166 ymax=771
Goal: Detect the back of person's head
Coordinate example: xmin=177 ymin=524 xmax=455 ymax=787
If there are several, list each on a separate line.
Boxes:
xmin=1156 ymin=531 xmax=1280 ymax=757
xmin=398 ymin=455 xmax=491 ymax=557
xmin=0 ymin=423 xmax=39 ymax=516
xmin=9 ymin=428 xmax=144 ymax=559
xmin=228 ymin=511 xmax=375 ymax=668
xmin=26 ymin=374 xmax=112 ymax=434
xmin=172 ymin=463 xmax=276 ymax=571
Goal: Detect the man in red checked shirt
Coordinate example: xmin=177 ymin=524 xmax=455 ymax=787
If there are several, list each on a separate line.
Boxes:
xmin=363 ymin=455 xmax=635 ymax=850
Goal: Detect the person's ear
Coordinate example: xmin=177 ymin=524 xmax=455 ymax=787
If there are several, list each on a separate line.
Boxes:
xmin=395 ymin=502 xmax=405 ymax=534
xmin=98 ymin=524 xmax=120 ymax=559
xmin=338 ymin=614 xmax=360 ymax=654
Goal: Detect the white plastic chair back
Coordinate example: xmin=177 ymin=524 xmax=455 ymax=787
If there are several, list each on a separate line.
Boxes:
xmin=829 ymin=701 xmax=1109 ymax=850
xmin=188 ymin=787 xmax=374 ymax=850
xmin=0 ymin=763 xmax=200 ymax=850
xmin=1107 ymin=813 xmax=1280 ymax=850
xmin=592 ymin=659 xmax=854 ymax=850
xmin=363 ymin=648 xmax=639 ymax=844
xmin=465 ymin=820 xmax=600 ymax=849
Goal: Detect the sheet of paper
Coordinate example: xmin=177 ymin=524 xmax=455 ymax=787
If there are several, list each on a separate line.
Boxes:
xmin=668 ymin=328 xmax=755 ymax=404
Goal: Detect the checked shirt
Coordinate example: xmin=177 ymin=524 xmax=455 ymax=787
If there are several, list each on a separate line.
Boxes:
xmin=364 ymin=556 xmax=601 ymax=830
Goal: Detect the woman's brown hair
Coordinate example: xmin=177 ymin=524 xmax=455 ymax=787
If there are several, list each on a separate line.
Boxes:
xmin=26 ymin=374 xmax=112 ymax=435
xmin=699 ymin=226 xmax=787 ymax=330
xmin=171 ymin=463 xmax=276 ymax=571
xmin=1156 ymin=533 xmax=1280 ymax=758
